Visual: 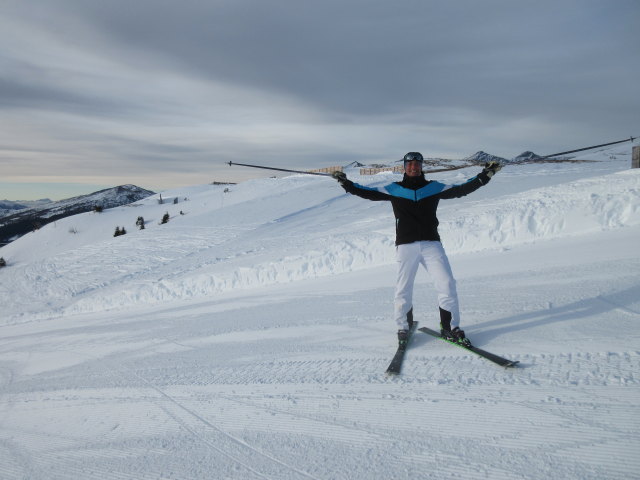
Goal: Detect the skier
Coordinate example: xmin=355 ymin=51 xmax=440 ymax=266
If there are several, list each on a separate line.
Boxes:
xmin=332 ymin=152 xmax=501 ymax=349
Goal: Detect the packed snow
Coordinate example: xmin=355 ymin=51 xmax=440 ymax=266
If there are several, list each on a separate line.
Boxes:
xmin=1 ymin=144 xmax=639 ymax=479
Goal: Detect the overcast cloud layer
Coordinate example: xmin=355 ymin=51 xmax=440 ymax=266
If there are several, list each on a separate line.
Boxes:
xmin=1 ymin=0 xmax=639 ymax=198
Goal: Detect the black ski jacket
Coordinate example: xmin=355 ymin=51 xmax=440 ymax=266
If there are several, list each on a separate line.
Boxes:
xmin=339 ymin=171 xmax=491 ymax=245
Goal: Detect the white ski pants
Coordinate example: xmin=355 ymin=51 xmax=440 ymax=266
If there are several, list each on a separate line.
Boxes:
xmin=394 ymin=241 xmax=460 ymax=330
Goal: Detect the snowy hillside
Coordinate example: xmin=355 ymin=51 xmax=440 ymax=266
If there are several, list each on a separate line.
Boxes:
xmin=0 ymin=144 xmax=639 ymax=479
xmin=0 ymin=185 xmax=154 ymax=245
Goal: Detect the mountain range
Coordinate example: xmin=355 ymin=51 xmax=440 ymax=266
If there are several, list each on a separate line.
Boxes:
xmin=0 ymin=199 xmax=52 ymax=217
xmin=464 ymin=150 xmax=548 ymax=164
xmin=0 ymin=184 xmax=154 ymax=246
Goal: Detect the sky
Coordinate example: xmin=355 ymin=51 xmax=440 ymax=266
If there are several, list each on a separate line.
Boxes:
xmin=1 ymin=0 xmax=639 ymax=200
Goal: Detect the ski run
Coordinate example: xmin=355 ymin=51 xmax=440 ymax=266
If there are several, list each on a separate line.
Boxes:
xmin=1 ymin=143 xmax=639 ymax=479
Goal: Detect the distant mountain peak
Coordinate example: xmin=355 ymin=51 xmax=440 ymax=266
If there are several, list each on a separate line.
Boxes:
xmin=464 ymin=151 xmax=509 ymax=164
xmin=0 ymin=200 xmax=28 ymax=211
xmin=513 ymin=151 xmax=543 ymax=162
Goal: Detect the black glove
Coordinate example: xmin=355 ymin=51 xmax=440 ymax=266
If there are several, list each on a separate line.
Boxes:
xmin=482 ymin=161 xmax=502 ymax=178
xmin=332 ymin=171 xmax=348 ymax=184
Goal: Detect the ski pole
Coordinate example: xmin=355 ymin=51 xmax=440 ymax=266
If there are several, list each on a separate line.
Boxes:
xmin=540 ymin=136 xmax=636 ymax=159
xmin=227 ymin=161 xmax=334 ymax=177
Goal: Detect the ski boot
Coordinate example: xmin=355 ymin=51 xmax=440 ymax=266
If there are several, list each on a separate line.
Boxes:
xmin=439 ymin=307 xmax=471 ymax=347
xmin=441 ymin=326 xmax=472 ymax=347
xmin=397 ymin=330 xmax=409 ymax=351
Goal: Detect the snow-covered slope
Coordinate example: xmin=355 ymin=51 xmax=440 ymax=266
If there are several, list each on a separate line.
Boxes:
xmin=0 ymin=144 xmax=639 ymax=479
xmin=0 ymin=185 xmax=154 ymax=245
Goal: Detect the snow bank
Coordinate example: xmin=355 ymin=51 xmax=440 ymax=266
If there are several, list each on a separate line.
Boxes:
xmin=441 ymin=169 xmax=640 ymax=253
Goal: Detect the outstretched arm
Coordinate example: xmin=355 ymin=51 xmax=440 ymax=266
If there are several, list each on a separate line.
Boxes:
xmin=332 ymin=171 xmax=392 ymax=202
xmin=438 ymin=161 xmax=502 ymax=199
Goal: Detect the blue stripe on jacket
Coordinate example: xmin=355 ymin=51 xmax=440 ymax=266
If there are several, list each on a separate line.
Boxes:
xmin=351 ymin=175 xmax=478 ymax=202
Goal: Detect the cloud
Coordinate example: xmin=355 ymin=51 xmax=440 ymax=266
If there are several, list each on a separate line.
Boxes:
xmin=1 ymin=0 xmax=639 ymax=197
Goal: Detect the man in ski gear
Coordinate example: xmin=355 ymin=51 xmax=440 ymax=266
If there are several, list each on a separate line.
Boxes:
xmin=333 ymin=152 xmax=501 ymax=348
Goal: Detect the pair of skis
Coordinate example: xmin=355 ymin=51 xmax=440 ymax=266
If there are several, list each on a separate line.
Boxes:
xmin=385 ymin=324 xmax=519 ymax=375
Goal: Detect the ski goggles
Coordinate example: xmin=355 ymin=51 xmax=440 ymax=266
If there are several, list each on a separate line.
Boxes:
xmin=403 ymin=152 xmax=424 ymax=164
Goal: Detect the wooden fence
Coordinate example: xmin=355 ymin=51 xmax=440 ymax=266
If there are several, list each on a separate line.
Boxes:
xmin=359 ymin=166 xmax=404 ymax=175
xmin=308 ymin=166 xmax=343 ymax=174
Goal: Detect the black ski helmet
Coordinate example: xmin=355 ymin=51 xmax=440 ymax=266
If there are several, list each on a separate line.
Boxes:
xmin=403 ymin=152 xmax=424 ymax=165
